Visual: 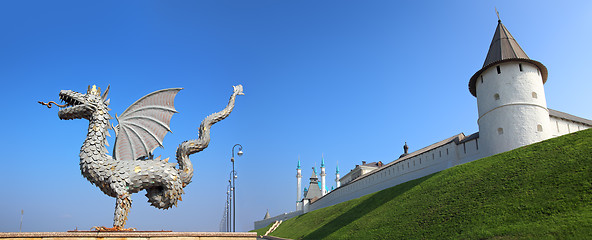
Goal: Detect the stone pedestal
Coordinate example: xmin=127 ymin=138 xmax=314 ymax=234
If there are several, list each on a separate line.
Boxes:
xmin=0 ymin=231 xmax=257 ymax=240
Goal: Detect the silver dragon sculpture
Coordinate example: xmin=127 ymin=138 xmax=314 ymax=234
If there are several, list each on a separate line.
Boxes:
xmin=39 ymin=84 xmax=243 ymax=230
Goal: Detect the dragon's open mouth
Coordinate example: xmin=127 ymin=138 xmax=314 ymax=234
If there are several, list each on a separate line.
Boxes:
xmin=55 ymin=91 xmax=91 ymax=120
xmin=58 ymin=92 xmax=84 ymax=110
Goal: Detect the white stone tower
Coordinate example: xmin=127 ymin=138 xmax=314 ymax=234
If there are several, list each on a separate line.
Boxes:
xmin=335 ymin=163 xmax=340 ymax=188
xmin=296 ymin=158 xmax=302 ymax=210
xmin=469 ymin=19 xmax=551 ymax=156
xmin=320 ymin=155 xmax=326 ymax=195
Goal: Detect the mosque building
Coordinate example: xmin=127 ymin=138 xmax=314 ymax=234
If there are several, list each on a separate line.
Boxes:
xmin=255 ymin=18 xmax=592 ymax=229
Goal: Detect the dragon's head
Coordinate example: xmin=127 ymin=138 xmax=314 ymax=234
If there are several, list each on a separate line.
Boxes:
xmin=233 ymin=85 xmax=244 ymax=96
xmin=58 ymin=85 xmax=110 ymax=121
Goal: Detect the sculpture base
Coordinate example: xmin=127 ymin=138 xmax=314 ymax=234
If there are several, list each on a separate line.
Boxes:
xmin=0 ymin=231 xmax=257 ymax=240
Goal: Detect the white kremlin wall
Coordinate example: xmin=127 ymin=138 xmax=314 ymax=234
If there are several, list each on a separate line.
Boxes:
xmin=254 ymin=132 xmax=484 ymax=229
xmin=254 ymin=210 xmax=304 ymax=230
xmin=308 ymin=133 xmax=483 ymax=211
xmin=254 ymin=113 xmax=591 ymax=229
xmin=306 ymin=109 xmax=591 ymax=214
xmin=550 ymin=112 xmax=591 ymax=137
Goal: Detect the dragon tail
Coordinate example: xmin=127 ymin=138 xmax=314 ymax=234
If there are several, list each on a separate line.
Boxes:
xmin=175 ymin=85 xmax=244 ymax=187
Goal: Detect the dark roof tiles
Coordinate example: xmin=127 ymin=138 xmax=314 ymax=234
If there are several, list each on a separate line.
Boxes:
xmin=482 ymin=20 xmax=529 ymax=67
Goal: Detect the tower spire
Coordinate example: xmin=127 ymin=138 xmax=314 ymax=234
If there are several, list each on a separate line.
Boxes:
xmin=495 ymin=7 xmax=500 ymax=22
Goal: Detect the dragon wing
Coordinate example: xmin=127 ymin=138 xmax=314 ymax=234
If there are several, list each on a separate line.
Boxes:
xmin=113 ymin=88 xmax=182 ymax=161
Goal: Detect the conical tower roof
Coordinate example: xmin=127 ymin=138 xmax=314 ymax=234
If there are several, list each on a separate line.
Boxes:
xmin=482 ymin=20 xmax=529 ymax=66
xmin=264 ymin=209 xmax=271 ymax=219
xmin=310 ymin=167 xmax=318 ymax=180
xmin=469 ymin=20 xmax=548 ymax=97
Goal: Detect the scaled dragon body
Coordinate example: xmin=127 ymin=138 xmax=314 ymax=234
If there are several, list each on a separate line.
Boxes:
xmin=41 ymin=85 xmax=243 ymax=230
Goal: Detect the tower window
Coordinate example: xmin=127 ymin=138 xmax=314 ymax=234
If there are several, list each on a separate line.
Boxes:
xmin=496 ymin=65 xmax=501 ymax=74
xmin=537 ymin=124 xmax=543 ymax=132
xmin=498 ymin=128 xmax=504 ymax=135
xmin=532 ymin=92 xmax=538 ymax=99
xmin=494 ymin=93 xmax=500 ymax=100
xmin=481 ymin=75 xmax=483 ymax=83
xmin=537 ymin=69 xmax=540 ymax=76
xmin=519 ymin=64 xmax=523 ymax=72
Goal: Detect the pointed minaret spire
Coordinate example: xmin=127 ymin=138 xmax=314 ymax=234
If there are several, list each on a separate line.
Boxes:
xmin=320 ymin=154 xmax=326 ymax=195
xmin=469 ymin=18 xmax=548 ymax=96
xmin=335 ymin=161 xmax=341 ymax=188
xmin=296 ymin=156 xmax=302 ymax=210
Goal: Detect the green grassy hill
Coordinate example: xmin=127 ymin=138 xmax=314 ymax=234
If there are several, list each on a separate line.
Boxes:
xmin=256 ymin=129 xmax=592 ymax=239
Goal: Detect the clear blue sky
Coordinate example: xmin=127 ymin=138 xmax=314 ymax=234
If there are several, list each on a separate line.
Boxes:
xmin=1 ymin=0 xmax=590 ymax=232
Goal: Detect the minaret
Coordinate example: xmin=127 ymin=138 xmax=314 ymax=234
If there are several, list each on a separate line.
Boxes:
xmin=320 ymin=155 xmax=326 ymax=195
xmin=469 ymin=18 xmax=550 ymax=156
xmin=335 ymin=162 xmax=340 ymax=188
xmin=296 ymin=158 xmax=302 ymax=210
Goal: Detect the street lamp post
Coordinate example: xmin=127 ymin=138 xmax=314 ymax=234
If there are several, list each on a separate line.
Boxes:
xmin=231 ymin=144 xmax=243 ymax=232
xmin=226 ymin=184 xmax=231 ymax=232
xmin=227 ymin=174 xmax=235 ymax=232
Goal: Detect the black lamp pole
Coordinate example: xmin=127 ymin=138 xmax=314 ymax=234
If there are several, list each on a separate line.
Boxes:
xmin=226 ymin=184 xmax=231 ymax=232
xmin=231 ymin=144 xmax=243 ymax=232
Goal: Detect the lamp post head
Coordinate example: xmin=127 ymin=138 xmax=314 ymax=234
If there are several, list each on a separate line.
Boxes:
xmin=232 ymin=144 xmax=243 ymax=159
